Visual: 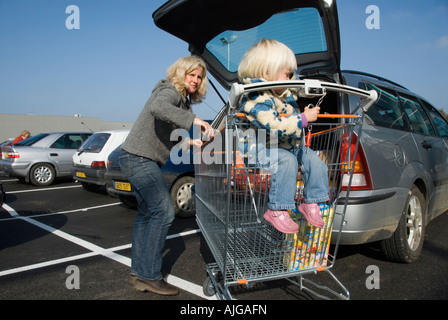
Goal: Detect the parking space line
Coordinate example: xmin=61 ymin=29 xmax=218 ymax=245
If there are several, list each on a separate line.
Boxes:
xmin=0 ymin=251 xmax=98 ymax=277
xmin=1 ymin=203 xmax=214 ymax=300
xmin=5 ymin=185 xmax=82 ymax=194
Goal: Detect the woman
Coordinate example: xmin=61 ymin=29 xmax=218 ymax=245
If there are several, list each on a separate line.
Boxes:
xmin=119 ymin=56 xmax=213 ymax=295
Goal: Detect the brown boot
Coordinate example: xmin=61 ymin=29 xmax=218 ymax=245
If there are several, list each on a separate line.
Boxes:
xmin=134 ymin=278 xmax=179 ymax=296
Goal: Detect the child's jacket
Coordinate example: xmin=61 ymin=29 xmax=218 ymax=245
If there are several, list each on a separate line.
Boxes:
xmin=239 ymin=77 xmax=306 ymax=151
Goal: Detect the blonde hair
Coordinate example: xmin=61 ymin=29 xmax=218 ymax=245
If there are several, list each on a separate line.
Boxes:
xmin=166 ymin=55 xmax=208 ymax=104
xmin=238 ymin=39 xmax=297 ymax=81
xmin=21 ymin=130 xmax=30 ymax=138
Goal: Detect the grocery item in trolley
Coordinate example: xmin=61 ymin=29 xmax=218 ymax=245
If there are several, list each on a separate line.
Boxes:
xmin=284 ymin=204 xmax=334 ymax=271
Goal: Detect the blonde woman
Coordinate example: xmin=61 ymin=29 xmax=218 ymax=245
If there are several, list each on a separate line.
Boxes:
xmin=238 ymin=39 xmax=328 ymax=233
xmin=120 ymin=56 xmax=213 ymax=295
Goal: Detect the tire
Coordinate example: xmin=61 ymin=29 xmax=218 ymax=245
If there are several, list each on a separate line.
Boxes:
xmin=29 ymin=163 xmax=55 ymax=187
xmin=170 ymin=176 xmax=195 ymax=218
xmin=380 ymin=185 xmax=426 ymax=263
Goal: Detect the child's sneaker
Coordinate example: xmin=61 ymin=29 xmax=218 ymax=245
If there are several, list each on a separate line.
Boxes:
xmin=264 ymin=210 xmax=299 ymax=234
xmin=298 ymin=203 xmax=324 ymax=228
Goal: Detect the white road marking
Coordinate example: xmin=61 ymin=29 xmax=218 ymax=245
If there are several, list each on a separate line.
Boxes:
xmin=0 ymin=202 xmax=215 ymax=300
xmin=5 ymin=185 xmax=82 ymax=194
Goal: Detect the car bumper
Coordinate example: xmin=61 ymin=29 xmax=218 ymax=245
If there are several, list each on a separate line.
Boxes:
xmin=0 ymin=160 xmax=30 ymax=178
xmin=72 ymin=166 xmax=106 ymax=186
xmin=104 ymin=170 xmax=135 ymax=197
xmin=332 ymin=187 xmax=409 ymax=245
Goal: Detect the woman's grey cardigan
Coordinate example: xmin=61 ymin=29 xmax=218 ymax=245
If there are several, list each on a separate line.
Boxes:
xmin=122 ymin=80 xmax=196 ymax=166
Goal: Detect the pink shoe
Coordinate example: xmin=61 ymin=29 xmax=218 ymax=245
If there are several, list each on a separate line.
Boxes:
xmin=298 ymin=203 xmax=324 ymax=228
xmin=264 ymin=210 xmax=299 ymax=234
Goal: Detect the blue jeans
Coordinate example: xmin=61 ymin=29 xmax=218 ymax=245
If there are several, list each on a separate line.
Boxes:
xmin=119 ymin=151 xmax=175 ymax=281
xmin=257 ymin=145 xmax=329 ymax=210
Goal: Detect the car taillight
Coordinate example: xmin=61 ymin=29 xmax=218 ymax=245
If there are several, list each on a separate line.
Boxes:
xmin=6 ymin=152 xmax=20 ymax=159
xmin=340 ymin=132 xmax=372 ymax=191
xmin=91 ymin=161 xmax=106 ymax=168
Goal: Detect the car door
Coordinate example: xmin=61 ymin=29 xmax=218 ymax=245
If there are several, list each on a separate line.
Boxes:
xmin=47 ymin=133 xmax=86 ymax=174
xmin=399 ymin=92 xmax=448 ymax=217
xmin=420 ymin=100 xmax=448 ymax=217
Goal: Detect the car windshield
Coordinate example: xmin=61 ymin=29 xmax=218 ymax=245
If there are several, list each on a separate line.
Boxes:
xmin=79 ymin=132 xmax=111 ymax=153
xmin=14 ymin=133 xmax=49 ymax=146
xmin=205 ymin=7 xmax=327 ymax=73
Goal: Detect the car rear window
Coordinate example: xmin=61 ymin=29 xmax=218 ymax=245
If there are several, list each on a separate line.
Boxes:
xmin=14 ymin=133 xmax=49 ymax=146
xmin=79 ymin=133 xmax=111 ymax=153
xmin=205 ymin=7 xmax=327 ymax=72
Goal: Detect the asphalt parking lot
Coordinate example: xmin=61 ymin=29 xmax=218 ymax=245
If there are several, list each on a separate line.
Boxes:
xmin=1 ymin=176 xmax=447 ymax=304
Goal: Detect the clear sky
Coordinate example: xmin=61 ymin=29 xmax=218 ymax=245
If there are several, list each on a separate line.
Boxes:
xmin=0 ymin=0 xmax=447 ymax=122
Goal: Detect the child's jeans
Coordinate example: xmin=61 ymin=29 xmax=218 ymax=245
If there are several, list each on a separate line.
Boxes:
xmin=256 ymin=145 xmax=329 ymax=210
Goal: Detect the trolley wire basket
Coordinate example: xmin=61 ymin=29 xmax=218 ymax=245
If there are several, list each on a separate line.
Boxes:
xmin=194 ymin=80 xmax=378 ymax=300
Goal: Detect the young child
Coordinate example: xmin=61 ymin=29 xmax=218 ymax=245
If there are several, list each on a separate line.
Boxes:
xmin=238 ymin=39 xmax=329 ymax=233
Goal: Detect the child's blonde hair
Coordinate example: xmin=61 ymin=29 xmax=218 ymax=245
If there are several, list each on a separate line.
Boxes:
xmin=166 ymin=55 xmax=208 ymax=103
xmin=238 ymin=39 xmax=297 ymax=81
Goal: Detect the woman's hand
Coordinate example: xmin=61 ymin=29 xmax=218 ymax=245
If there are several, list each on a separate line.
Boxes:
xmin=193 ymin=117 xmax=214 ymax=140
xmin=303 ymin=105 xmax=320 ymax=123
xmin=190 ymin=139 xmax=203 ymax=150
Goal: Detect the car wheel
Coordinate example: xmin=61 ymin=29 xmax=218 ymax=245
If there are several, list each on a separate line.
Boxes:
xmin=29 ymin=163 xmax=55 ymax=187
xmin=380 ymin=185 xmax=426 ymax=263
xmin=170 ymin=176 xmax=195 ymax=218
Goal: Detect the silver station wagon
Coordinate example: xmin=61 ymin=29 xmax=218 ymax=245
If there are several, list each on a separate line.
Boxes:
xmin=154 ymin=0 xmax=448 ymax=262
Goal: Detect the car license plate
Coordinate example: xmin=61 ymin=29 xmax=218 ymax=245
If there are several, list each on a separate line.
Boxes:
xmin=115 ymin=181 xmax=131 ymax=191
xmin=76 ymin=171 xmax=86 ymax=178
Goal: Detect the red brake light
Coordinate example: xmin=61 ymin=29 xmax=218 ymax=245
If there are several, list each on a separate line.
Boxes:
xmin=91 ymin=161 xmax=106 ymax=168
xmin=340 ymin=133 xmax=372 ymax=191
xmin=7 ymin=152 xmax=20 ymax=158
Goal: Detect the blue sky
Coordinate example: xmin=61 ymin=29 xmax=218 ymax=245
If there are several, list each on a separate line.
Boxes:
xmin=0 ymin=0 xmax=447 ymax=122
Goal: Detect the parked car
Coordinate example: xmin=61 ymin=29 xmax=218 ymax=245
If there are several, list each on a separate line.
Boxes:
xmin=153 ymin=0 xmax=448 ymax=262
xmin=105 ymin=125 xmax=208 ymax=218
xmin=0 ymin=132 xmax=92 ymax=186
xmin=72 ymin=130 xmax=130 ymax=191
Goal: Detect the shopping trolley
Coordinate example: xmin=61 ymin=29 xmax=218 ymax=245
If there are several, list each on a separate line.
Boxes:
xmin=194 ymin=80 xmax=378 ymax=300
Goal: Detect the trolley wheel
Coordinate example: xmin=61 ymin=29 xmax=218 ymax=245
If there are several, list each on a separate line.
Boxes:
xmin=202 ymin=276 xmax=216 ymax=297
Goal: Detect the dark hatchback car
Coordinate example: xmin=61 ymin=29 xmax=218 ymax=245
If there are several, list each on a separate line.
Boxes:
xmin=153 ymin=0 xmax=448 ymax=262
xmin=105 ymin=126 xmax=208 ymax=218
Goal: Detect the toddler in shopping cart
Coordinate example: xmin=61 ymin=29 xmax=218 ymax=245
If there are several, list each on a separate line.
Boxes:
xmin=237 ymin=39 xmax=329 ymax=233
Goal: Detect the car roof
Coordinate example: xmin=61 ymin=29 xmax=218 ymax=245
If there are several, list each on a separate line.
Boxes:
xmin=153 ymin=0 xmax=341 ymax=89
xmin=90 ymin=130 xmax=130 ymax=134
